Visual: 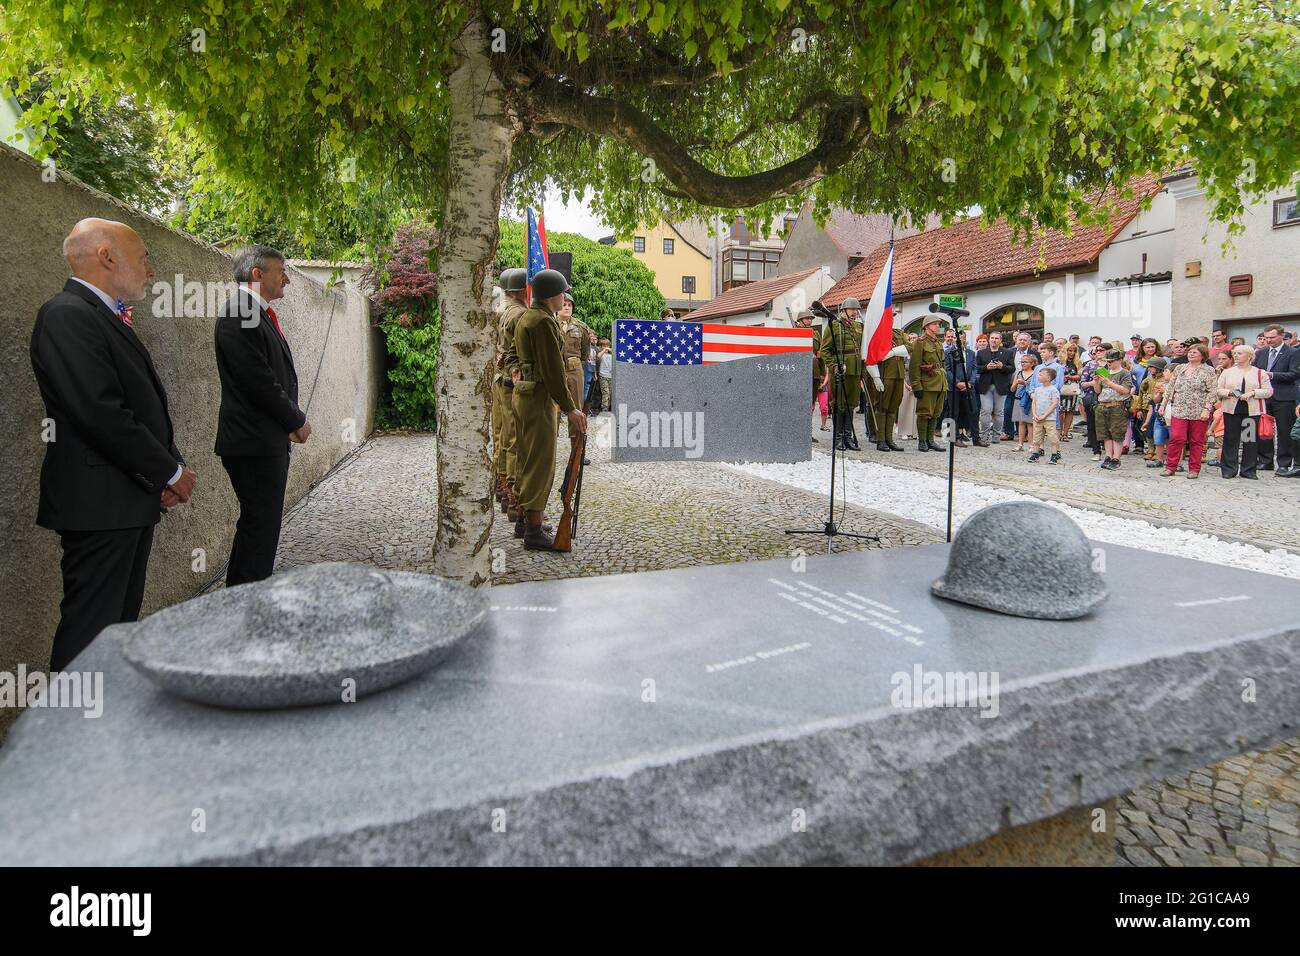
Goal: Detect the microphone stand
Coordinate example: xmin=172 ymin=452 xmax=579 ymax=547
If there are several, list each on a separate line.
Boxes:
xmin=786 ymin=308 xmax=879 ymax=553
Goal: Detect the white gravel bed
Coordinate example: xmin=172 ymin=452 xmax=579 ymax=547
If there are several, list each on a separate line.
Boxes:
xmin=728 ymin=453 xmax=1300 ymax=581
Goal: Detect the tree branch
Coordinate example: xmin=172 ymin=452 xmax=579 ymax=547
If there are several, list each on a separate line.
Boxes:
xmin=527 ymin=80 xmax=892 ymax=207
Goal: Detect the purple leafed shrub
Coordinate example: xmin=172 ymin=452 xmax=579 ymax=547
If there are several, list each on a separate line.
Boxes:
xmin=363 ymin=221 xmax=439 ymax=321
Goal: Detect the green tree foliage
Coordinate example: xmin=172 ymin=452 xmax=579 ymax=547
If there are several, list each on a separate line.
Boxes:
xmin=12 ymin=75 xmax=178 ymax=214
xmin=495 ymin=221 xmax=664 ymax=339
xmin=4 ymin=2 xmax=1294 ymax=238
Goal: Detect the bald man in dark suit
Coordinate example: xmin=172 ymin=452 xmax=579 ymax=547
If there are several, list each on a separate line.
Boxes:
xmin=30 ymin=218 xmax=197 ymax=670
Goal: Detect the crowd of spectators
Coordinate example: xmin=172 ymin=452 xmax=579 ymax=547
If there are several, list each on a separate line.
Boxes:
xmin=889 ymin=323 xmax=1299 ymax=480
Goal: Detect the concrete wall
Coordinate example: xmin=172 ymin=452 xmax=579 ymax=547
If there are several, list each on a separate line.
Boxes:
xmin=0 ymin=143 xmax=384 ymax=731
xmin=1168 ymin=177 xmax=1300 ymax=342
xmin=776 ymin=209 xmax=850 ymax=280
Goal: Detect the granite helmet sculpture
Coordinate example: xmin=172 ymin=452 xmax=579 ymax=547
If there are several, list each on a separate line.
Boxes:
xmin=931 ymin=501 xmax=1108 ymax=619
xmin=499 ymin=268 xmax=527 ymax=292
xmin=531 ymin=268 xmax=569 ymax=300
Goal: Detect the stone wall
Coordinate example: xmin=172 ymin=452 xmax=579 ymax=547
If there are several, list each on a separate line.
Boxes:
xmin=0 ymin=143 xmax=385 ymax=734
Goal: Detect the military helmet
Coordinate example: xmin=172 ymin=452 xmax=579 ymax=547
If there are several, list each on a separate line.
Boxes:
xmin=839 ymin=297 xmax=861 ymax=311
xmin=531 ymin=268 xmax=569 ymax=300
xmin=563 ymin=291 xmax=574 ymax=303
xmin=499 ymin=268 xmax=527 ymax=292
xmin=931 ymin=501 xmax=1107 ymax=620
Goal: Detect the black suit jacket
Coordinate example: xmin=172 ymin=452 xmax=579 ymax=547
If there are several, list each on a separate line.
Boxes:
xmin=30 ymin=279 xmax=182 ymax=531
xmin=1254 ymin=344 xmax=1298 ymax=403
xmin=975 ymin=347 xmax=1013 ymax=394
xmin=214 ymin=291 xmax=305 ymax=457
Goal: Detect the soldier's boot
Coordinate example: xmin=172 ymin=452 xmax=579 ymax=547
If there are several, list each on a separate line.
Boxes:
xmin=834 ymin=413 xmax=849 ymax=451
xmin=928 ymin=420 xmax=947 ymax=452
xmin=494 ymin=476 xmax=503 ymax=504
xmin=885 ymin=414 xmax=904 ymax=452
xmin=845 ymin=416 xmax=861 ymax=451
xmin=523 ymin=511 xmax=560 ymax=551
xmin=917 ymin=417 xmax=931 ymax=451
xmin=514 ymin=514 xmax=552 ymax=538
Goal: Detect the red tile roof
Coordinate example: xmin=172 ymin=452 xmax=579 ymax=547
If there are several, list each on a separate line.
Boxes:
xmin=687 ymin=266 xmax=821 ymax=321
xmin=821 ymin=175 xmax=1163 ymax=310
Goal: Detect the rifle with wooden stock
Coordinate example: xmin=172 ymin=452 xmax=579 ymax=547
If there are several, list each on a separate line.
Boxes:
xmin=554 ymin=430 xmax=586 ymax=552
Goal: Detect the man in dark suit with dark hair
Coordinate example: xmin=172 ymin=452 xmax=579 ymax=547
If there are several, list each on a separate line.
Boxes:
xmin=215 ymin=245 xmax=311 ymax=585
xmin=1254 ymin=324 xmax=1298 ymax=476
xmin=31 ymin=218 xmax=198 ymax=670
xmin=975 ymin=330 xmax=1013 ymax=444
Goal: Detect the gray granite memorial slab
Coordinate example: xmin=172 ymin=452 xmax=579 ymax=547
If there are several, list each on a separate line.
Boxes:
xmin=0 ymin=544 xmax=1295 ymax=865
xmin=120 ymin=562 xmax=487 ymax=709
xmin=610 ymin=320 xmax=811 ymax=463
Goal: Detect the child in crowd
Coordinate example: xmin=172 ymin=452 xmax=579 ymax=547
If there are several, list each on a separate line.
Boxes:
xmin=1010 ymin=352 xmax=1039 ymax=451
xmin=1140 ymin=363 xmax=1171 ymax=468
xmin=1027 ymin=366 xmax=1062 ymax=464
xmin=1037 ymin=343 xmax=1065 ymax=390
xmin=1134 ymin=356 xmax=1165 ymax=465
xmin=1089 ymin=348 xmax=1133 ymax=470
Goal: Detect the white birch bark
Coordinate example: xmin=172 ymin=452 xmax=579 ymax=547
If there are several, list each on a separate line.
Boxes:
xmin=433 ymin=15 xmax=515 ymax=585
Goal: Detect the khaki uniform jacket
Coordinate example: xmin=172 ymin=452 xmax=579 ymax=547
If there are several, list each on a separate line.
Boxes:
xmin=819 ymin=319 xmax=864 ymax=377
xmin=515 ymin=306 xmax=576 ymax=414
xmin=560 ymin=315 xmax=593 ymax=408
xmin=880 ymin=328 xmax=908 ymax=381
xmin=498 ymin=299 xmax=528 ymax=382
xmin=909 ymin=334 xmax=948 ymax=392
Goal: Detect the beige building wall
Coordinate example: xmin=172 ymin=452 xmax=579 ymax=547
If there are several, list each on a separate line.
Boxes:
xmin=0 ymin=143 xmax=385 ymax=735
xmin=1168 ymin=176 xmax=1300 ymax=341
xmin=614 ymin=221 xmax=712 ymax=309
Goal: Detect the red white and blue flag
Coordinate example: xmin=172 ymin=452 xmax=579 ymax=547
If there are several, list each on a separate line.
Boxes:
xmin=860 ymin=242 xmax=896 ymax=364
xmin=524 ymin=207 xmax=549 ymax=305
xmin=616 ymin=320 xmax=814 ymax=365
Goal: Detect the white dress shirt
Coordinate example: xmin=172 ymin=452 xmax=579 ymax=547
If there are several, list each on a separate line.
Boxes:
xmin=69 ymin=277 xmax=183 ymax=487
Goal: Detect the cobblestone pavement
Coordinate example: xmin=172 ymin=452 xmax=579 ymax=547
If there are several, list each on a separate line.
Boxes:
xmin=829 ymin=410 xmax=1300 ymax=553
xmin=275 ymin=423 xmax=941 ymax=586
xmin=276 ymin=424 xmax=1295 ymax=866
xmin=1116 ymin=738 xmax=1300 ymax=867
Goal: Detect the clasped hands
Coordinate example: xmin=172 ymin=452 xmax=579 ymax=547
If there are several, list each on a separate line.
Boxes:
xmin=161 ymin=466 xmax=198 ymax=508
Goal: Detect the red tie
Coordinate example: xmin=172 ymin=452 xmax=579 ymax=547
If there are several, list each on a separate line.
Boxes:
xmin=266 ymin=306 xmax=283 ymax=339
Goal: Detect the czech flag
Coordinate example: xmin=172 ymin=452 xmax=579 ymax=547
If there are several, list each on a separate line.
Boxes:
xmin=524 ymin=207 xmax=549 ymax=305
xmin=860 ymin=243 xmax=896 ymax=364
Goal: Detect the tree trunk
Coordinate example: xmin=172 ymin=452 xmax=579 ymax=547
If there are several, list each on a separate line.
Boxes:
xmin=433 ymin=15 xmax=515 ymax=585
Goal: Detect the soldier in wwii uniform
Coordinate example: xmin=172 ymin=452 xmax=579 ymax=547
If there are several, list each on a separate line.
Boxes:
xmin=512 ymin=269 xmax=587 ymax=550
xmin=558 ymin=291 xmax=594 ymax=456
xmin=909 ymin=314 xmax=949 ymax=452
xmin=494 ymin=268 xmax=529 ymax=521
xmin=868 ymin=325 xmax=911 ymax=452
xmin=819 ymin=297 xmax=865 ymax=451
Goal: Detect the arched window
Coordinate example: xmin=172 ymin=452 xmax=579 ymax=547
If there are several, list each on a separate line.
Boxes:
xmin=980 ymin=303 xmax=1044 ymax=337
